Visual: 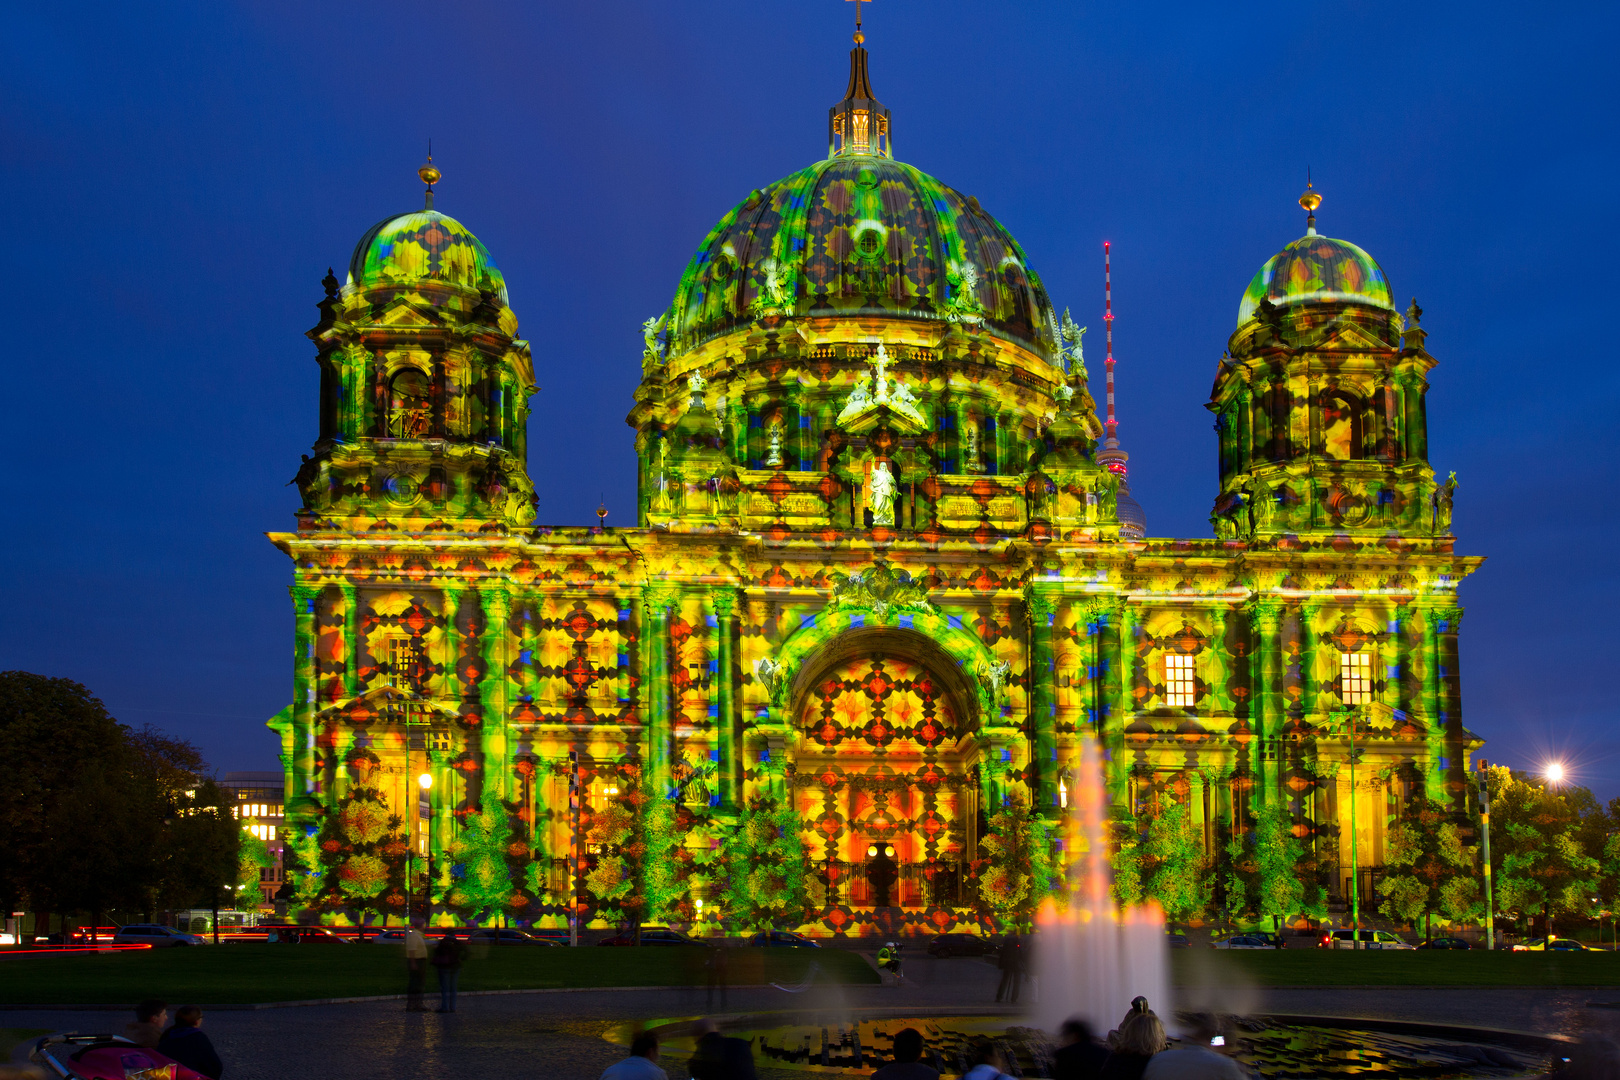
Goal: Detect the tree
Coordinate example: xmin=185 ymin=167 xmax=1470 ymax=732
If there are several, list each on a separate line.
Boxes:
xmin=446 ymin=798 xmax=517 ymax=922
xmin=976 ymin=795 xmax=1059 ymax=931
xmin=1376 ymin=800 xmax=1482 ymax=935
xmin=722 ymin=794 xmax=810 ymax=931
xmin=1219 ymin=804 xmax=1323 ymax=936
xmin=0 ymin=672 xmax=128 ymax=923
xmin=1136 ymin=803 xmax=1211 ymax=926
xmin=1485 ymin=765 xmax=1600 ymax=937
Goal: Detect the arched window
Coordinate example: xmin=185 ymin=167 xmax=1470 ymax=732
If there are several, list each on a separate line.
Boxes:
xmin=388 ymin=369 xmax=431 ymax=438
xmin=1320 ymin=391 xmax=1364 ymax=460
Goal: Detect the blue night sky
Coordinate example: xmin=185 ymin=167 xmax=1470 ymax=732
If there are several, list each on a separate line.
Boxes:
xmin=5 ymin=3 xmax=1616 ymax=792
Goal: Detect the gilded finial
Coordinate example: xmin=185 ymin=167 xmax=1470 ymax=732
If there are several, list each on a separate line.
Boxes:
xmin=1299 ymin=172 xmax=1321 ymax=235
xmin=419 ymin=142 xmax=440 ymax=210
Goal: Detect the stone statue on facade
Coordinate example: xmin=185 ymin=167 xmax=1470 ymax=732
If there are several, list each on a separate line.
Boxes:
xmin=1434 ymin=471 xmax=1458 ymax=534
xmin=765 ymin=422 xmax=784 ymax=467
xmin=869 ymin=460 xmax=897 ymax=526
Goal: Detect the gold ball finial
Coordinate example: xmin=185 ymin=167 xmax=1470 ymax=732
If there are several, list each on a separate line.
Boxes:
xmin=1299 ymin=182 xmax=1322 ymax=215
xmin=419 ymin=159 xmax=441 ymax=188
xmin=853 ymin=30 xmax=865 ymax=43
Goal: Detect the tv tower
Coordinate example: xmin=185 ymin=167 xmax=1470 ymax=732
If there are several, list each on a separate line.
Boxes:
xmin=1094 ymin=242 xmax=1145 ymax=537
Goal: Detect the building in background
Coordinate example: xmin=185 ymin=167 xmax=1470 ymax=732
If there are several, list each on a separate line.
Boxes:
xmin=268 ymin=27 xmax=1479 ymax=933
xmin=222 ymin=771 xmax=285 ymax=907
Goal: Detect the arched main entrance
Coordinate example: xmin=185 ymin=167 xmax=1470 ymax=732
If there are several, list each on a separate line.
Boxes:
xmin=789 ymin=627 xmax=988 ymax=930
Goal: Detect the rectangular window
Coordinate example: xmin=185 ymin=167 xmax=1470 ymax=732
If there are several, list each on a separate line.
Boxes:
xmin=1165 ymin=654 xmax=1196 ymax=707
xmin=1340 ymin=651 xmax=1374 ymax=705
xmin=388 ymin=636 xmax=416 ymax=681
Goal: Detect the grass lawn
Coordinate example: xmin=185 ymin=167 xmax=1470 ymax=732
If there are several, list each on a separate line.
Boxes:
xmin=1172 ymin=948 xmax=1620 ymax=987
xmin=0 ymin=944 xmax=877 ymax=1006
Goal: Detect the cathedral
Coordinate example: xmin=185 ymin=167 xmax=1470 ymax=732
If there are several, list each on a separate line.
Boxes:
xmin=268 ymin=30 xmax=1481 ymax=935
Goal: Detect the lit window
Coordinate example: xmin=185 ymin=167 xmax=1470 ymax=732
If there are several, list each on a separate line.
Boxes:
xmin=1165 ymin=654 xmax=1196 ymax=707
xmin=1340 ymin=652 xmax=1373 ymax=705
xmin=388 ymin=636 xmax=423 ymax=685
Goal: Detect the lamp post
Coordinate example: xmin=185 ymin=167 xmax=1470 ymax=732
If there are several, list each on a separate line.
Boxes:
xmin=569 ymin=750 xmax=581 ymax=948
xmin=1477 ymin=764 xmax=1494 ymax=951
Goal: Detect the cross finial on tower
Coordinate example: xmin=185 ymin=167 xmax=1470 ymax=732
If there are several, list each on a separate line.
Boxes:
xmin=847 ymin=0 xmax=869 ymax=43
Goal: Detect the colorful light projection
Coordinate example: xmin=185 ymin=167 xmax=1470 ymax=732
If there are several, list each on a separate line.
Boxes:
xmin=270 ymin=59 xmax=1479 ymax=939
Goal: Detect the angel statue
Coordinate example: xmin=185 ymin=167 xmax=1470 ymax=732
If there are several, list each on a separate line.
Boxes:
xmin=1061 ymin=308 xmax=1088 ymax=381
xmin=838 ymin=373 xmax=874 ymax=423
xmin=641 ymin=312 xmax=666 ymax=360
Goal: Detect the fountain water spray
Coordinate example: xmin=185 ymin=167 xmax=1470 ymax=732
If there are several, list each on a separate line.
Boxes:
xmin=1034 ymin=732 xmax=1170 ymax=1036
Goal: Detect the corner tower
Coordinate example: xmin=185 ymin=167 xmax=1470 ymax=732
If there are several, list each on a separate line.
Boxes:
xmin=1207 ymin=185 xmax=1447 ymax=541
xmin=294 ymin=160 xmax=537 ymax=533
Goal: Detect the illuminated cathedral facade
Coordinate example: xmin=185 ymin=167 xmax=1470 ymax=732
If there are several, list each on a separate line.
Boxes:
xmin=269 ymin=39 xmax=1480 ymax=935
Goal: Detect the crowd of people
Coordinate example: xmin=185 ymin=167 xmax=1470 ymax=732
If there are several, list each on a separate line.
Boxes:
xmin=597 ymin=997 xmax=1251 ymax=1080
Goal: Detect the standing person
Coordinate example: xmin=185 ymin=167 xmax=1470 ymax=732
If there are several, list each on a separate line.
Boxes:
xmin=432 ymin=929 xmax=465 ymax=1013
xmin=124 ymin=999 xmax=167 ymax=1048
xmin=705 ymin=945 xmax=730 ymax=1011
xmin=1143 ymin=1014 xmax=1245 ymax=1080
xmin=404 ymin=920 xmax=429 ymax=1012
xmin=1099 ymin=1012 xmax=1168 ymax=1080
xmin=994 ymin=935 xmax=1022 ymax=1004
xmin=157 ymin=1006 xmax=224 ymax=1080
xmin=1052 ymin=1018 xmax=1109 ymax=1080
xmin=872 ymin=1027 xmax=939 ymax=1080
xmin=687 ymin=1019 xmax=758 ymax=1080
xmin=600 ymin=1030 xmax=668 ymax=1080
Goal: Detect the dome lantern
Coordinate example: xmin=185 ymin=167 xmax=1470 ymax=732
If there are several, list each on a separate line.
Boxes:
xmin=828 ymin=4 xmax=891 ymax=159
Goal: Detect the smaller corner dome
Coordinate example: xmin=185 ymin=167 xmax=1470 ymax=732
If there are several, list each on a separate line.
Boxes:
xmin=347 ymin=210 xmax=508 ymax=304
xmin=1237 ymin=234 xmax=1392 ymax=328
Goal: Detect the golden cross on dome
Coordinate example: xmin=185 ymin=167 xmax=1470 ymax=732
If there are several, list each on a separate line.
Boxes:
xmin=846 ymin=0 xmax=870 ymax=42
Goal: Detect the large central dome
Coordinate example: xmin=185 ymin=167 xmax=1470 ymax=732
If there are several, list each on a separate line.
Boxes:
xmin=665 ymin=150 xmax=1060 ymax=360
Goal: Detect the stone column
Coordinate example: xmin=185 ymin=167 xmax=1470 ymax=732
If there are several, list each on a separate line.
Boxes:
xmin=443 ymin=586 xmax=463 ymax=704
xmin=340 ymin=583 xmax=359 ymax=699
xmin=1299 ymin=600 xmax=1325 ymax=721
xmin=1110 ymin=601 xmax=1137 ymax=810
xmin=712 ymin=587 xmax=740 ymax=810
xmin=479 ymin=588 xmax=510 ymax=805
xmin=1421 ymin=607 xmax=1441 ymax=729
xmin=1435 ymin=606 xmax=1465 ymax=806
xmin=291 ymin=584 xmax=320 ymax=796
xmin=1026 ymin=587 xmax=1061 ymax=813
xmin=1248 ymin=600 xmax=1284 ymax=807
xmin=642 ymin=586 xmax=677 ymax=797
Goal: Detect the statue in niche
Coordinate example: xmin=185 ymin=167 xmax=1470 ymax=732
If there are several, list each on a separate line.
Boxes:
xmin=765 ymin=422 xmax=784 ymax=467
xmin=890 ymin=378 xmax=919 ymax=412
xmin=963 ymin=421 xmax=981 ymax=473
xmin=1085 ymin=489 xmax=1099 ymax=524
xmin=869 ymin=460 xmax=897 ymax=526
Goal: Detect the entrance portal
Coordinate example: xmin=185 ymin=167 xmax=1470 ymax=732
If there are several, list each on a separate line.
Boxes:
xmin=793 ymin=645 xmax=982 ymax=922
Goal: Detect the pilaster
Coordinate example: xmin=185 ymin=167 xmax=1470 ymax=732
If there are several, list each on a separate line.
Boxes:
xmin=712 ymin=587 xmax=740 ymax=810
xmin=1025 ymin=587 xmax=1061 ymax=813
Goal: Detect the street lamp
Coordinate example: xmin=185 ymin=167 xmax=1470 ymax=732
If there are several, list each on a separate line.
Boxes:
xmin=1478 ymin=763 xmax=1495 ymax=951
xmin=1544 ymin=762 xmax=1566 ymax=786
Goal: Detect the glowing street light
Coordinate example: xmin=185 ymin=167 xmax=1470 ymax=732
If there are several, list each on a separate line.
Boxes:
xmin=1544 ymin=762 xmax=1566 ymax=786
xmin=418 ymin=772 xmax=434 ymax=790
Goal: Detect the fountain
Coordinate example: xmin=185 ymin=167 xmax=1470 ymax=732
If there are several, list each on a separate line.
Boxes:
xmin=1034 ymin=733 xmax=1170 ymax=1037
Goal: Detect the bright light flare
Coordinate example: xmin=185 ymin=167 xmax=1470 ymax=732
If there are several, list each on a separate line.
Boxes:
xmin=1544 ymin=762 xmax=1566 ymax=785
xmin=417 ymin=772 xmax=433 ymax=789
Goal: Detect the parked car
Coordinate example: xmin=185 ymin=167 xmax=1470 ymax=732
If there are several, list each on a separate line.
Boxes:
xmin=264 ymin=925 xmax=347 ymax=943
xmin=468 ymin=928 xmax=559 ymax=946
xmin=748 ymin=929 xmax=820 ymax=948
xmin=1513 ymin=937 xmax=1595 ymax=952
xmin=111 ymin=924 xmax=206 ymax=948
xmin=1319 ymin=929 xmax=1414 ymax=950
xmin=1416 ymin=937 xmax=1472 ymax=950
xmin=530 ymin=928 xmax=573 ymax=945
xmin=368 ymin=930 xmax=407 ymax=944
xmin=1213 ymin=934 xmax=1273 ymax=949
xmin=1166 ymin=932 xmax=1191 ymax=949
xmin=927 ymin=932 xmax=995 ymax=958
xmin=598 ymin=927 xmax=700 ymax=946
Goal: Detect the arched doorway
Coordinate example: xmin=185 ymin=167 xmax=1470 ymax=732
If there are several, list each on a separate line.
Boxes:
xmin=790 ymin=628 xmax=985 ymax=923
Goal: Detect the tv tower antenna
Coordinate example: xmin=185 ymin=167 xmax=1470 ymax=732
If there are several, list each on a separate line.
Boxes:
xmin=1096 ymin=241 xmax=1128 ymax=479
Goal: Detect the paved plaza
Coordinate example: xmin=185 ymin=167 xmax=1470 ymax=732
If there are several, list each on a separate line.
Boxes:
xmin=8 ymin=954 xmax=1617 ymax=1079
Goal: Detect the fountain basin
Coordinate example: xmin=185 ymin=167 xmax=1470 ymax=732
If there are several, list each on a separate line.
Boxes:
xmin=608 ymin=1008 xmax=1564 ymax=1077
